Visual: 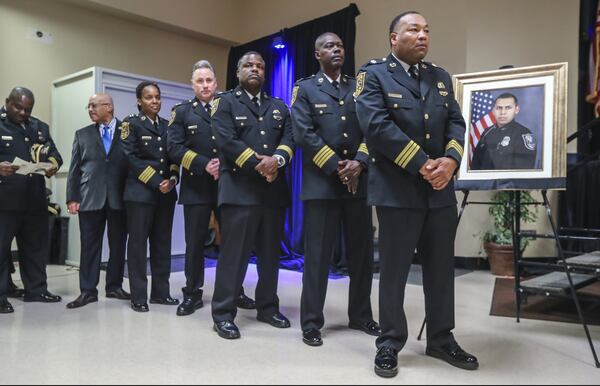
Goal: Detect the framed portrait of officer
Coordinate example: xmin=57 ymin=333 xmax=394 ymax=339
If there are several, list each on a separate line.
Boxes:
xmin=453 ymin=63 xmax=567 ymax=190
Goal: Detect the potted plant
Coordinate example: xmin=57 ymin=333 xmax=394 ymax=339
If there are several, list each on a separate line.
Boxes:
xmin=482 ymin=191 xmax=537 ymax=276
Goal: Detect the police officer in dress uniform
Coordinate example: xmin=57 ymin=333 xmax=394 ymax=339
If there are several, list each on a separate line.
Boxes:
xmin=211 ymin=52 xmax=294 ymax=339
xmin=471 ymin=93 xmax=537 ymax=170
xmin=121 ymin=81 xmax=180 ymax=313
xmin=65 ymin=93 xmax=130 ymax=309
xmin=292 ymin=32 xmax=380 ymax=347
xmin=0 ymin=87 xmax=63 ymax=314
xmin=168 ymin=60 xmax=255 ymax=316
xmin=355 ymin=12 xmax=479 ymax=377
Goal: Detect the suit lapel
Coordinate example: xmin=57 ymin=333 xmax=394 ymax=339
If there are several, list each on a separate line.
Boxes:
xmin=316 ymin=72 xmax=340 ymax=101
xmin=238 ymin=89 xmax=260 ymax=117
xmin=192 ymin=101 xmax=211 ymax=124
xmin=339 ymin=76 xmax=353 ymax=100
xmin=419 ymin=62 xmax=433 ymax=99
xmin=259 ymin=94 xmax=272 ymax=117
xmin=387 ymin=55 xmax=420 ymax=97
xmin=107 ymin=120 xmax=121 ymax=156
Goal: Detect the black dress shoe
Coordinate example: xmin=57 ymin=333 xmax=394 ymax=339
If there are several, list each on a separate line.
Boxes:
xmin=131 ymin=302 xmax=149 ymax=313
xmin=23 ymin=291 xmax=62 ymax=303
xmin=7 ymin=287 xmax=25 ymax=299
xmin=106 ymin=288 xmax=131 ymax=300
xmin=426 ymin=342 xmax=479 ymax=371
xmin=149 ymin=296 xmax=180 ymax=306
xmin=177 ymin=295 xmax=203 ymax=316
xmin=257 ymin=312 xmax=291 ymax=329
xmin=375 ymin=346 xmax=399 ymax=378
xmin=302 ymin=329 xmax=323 ymax=347
xmin=66 ymin=293 xmax=98 ymax=309
xmin=214 ymin=320 xmax=241 ymax=339
xmin=349 ymin=319 xmax=381 ymax=337
xmin=236 ymin=293 xmax=256 ymax=310
xmin=0 ymin=298 xmax=14 ymax=314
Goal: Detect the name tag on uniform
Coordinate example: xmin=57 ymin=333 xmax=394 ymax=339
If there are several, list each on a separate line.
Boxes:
xmin=388 ymin=93 xmax=403 ymax=99
xmin=1 ymin=136 xmax=13 ymax=140
xmin=141 ymin=136 xmax=153 ymax=141
xmin=187 ymin=125 xmax=198 ymax=129
xmin=235 ymin=116 xmax=248 ymax=121
xmin=314 ymin=104 xmax=328 ymax=108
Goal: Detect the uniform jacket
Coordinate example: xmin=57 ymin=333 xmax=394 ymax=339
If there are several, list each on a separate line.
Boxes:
xmin=0 ymin=107 xmax=62 ymax=213
xmin=211 ymin=86 xmax=294 ymax=208
xmin=471 ymin=121 xmax=537 ymax=170
xmin=355 ymin=54 xmax=466 ymax=209
xmin=66 ymin=121 xmax=128 ymax=211
xmin=291 ymin=71 xmax=369 ymax=201
xmin=120 ymin=113 xmax=179 ymax=205
xmin=167 ymin=97 xmax=218 ymax=206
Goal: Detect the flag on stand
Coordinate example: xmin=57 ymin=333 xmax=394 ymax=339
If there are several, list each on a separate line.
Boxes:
xmin=469 ymin=91 xmax=497 ymax=165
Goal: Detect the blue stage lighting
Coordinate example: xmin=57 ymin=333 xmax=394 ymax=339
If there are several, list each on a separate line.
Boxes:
xmin=273 ymin=36 xmax=286 ymax=50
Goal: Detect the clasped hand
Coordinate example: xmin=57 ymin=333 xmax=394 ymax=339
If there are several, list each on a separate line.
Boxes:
xmin=255 ymin=154 xmax=279 ymax=183
xmin=338 ymin=160 xmax=363 ymax=195
xmin=419 ymin=157 xmax=458 ymax=191
xmin=159 ymin=179 xmax=176 ymax=194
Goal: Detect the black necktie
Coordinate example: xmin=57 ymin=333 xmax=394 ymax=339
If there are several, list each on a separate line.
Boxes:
xmin=408 ymin=65 xmax=419 ymax=81
xmin=332 ymin=80 xmax=340 ymax=90
xmin=153 ymin=121 xmax=159 ymax=132
xmin=205 ymin=103 xmax=211 ymax=114
xmin=252 ymin=96 xmax=260 ymax=109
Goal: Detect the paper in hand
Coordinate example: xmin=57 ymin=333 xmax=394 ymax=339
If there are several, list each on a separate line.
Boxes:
xmin=12 ymin=157 xmax=54 ymax=175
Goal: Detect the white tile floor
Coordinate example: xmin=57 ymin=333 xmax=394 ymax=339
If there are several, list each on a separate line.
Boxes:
xmin=0 ymin=265 xmax=599 ymax=384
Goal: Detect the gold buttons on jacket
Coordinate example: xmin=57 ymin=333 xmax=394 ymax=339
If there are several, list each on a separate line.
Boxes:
xmin=426 ymin=134 xmax=431 ymax=140
xmin=341 ymin=116 xmax=346 ymax=121
xmin=339 ymin=101 xmax=345 ymax=106
xmin=261 ymin=131 xmax=266 ymax=135
xmin=263 ymin=144 xmax=269 ymax=149
xmin=159 ymin=147 xmax=163 ymax=151
xmin=259 ymin=117 xmax=264 ymax=121
xmin=424 ymin=114 xmax=429 ymax=120
xmin=343 ymin=133 xmax=349 ymax=138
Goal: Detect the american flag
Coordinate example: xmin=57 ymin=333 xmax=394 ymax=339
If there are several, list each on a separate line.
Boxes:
xmin=469 ymin=91 xmax=497 ymax=164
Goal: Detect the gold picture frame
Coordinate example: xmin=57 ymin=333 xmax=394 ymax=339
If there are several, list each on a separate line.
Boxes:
xmin=453 ymin=62 xmax=567 ymax=191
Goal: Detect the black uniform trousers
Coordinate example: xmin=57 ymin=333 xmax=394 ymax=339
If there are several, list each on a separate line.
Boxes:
xmin=212 ymin=205 xmax=284 ymax=323
xmin=301 ymin=199 xmax=375 ymax=331
xmin=182 ymin=204 xmax=217 ymax=296
xmin=0 ymin=212 xmax=49 ymax=299
xmin=125 ymin=196 xmax=175 ymax=304
xmin=78 ymin=205 xmax=127 ymax=295
xmin=376 ymin=205 xmax=458 ymax=351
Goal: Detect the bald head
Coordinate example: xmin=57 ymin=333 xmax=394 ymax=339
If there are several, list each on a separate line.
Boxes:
xmin=88 ymin=93 xmax=114 ymax=124
xmin=5 ymin=87 xmax=35 ymax=125
xmin=7 ymin=87 xmax=34 ymax=104
xmin=315 ymin=32 xmax=341 ymax=50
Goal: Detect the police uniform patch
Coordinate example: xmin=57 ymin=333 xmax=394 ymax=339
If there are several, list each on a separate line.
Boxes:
xmin=291 ymin=86 xmax=299 ymax=107
xmin=354 ymin=72 xmax=366 ymax=98
xmin=210 ymin=98 xmax=220 ymax=117
xmin=169 ymin=110 xmax=176 ymax=126
xmin=522 ymin=134 xmax=536 ymax=151
xmin=120 ymin=122 xmax=130 ymax=140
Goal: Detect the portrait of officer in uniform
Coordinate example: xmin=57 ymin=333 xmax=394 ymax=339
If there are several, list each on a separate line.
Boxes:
xmin=355 ymin=12 xmax=479 ymax=377
xmin=291 ymin=32 xmax=379 ymax=348
xmin=471 ymin=92 xmax=538 ymax=170
xmin=211 ymin=51 xmax=294 ymax=340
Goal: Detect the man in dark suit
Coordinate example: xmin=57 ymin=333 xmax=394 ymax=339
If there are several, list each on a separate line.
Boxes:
xmin=292 ymin=32 xmax=379 ymax=347
xmin=211 ymin=52 xmax=294 ymax=339
xmin=355 ymin=12 xmax=479 ymax=377
xmin=65 ymin=93 xmax=130 ymax=309
xmin=0 ymin=87 xmax=63 ymax=314
xmin=168 ymin=60 xmax=255 ymax=317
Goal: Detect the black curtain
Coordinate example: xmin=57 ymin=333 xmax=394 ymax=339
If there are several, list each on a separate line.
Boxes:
xmin=226 ymin=3 xmax=360 ymax=90
xmin=559 ymin=0 xmax=600 ymax=251
xmin=578 ymin=0 xmax=600 ymax=154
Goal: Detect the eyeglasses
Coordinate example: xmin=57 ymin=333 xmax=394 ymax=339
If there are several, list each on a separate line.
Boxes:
xmin=86 ymin=103 xmax=111 ymax=110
